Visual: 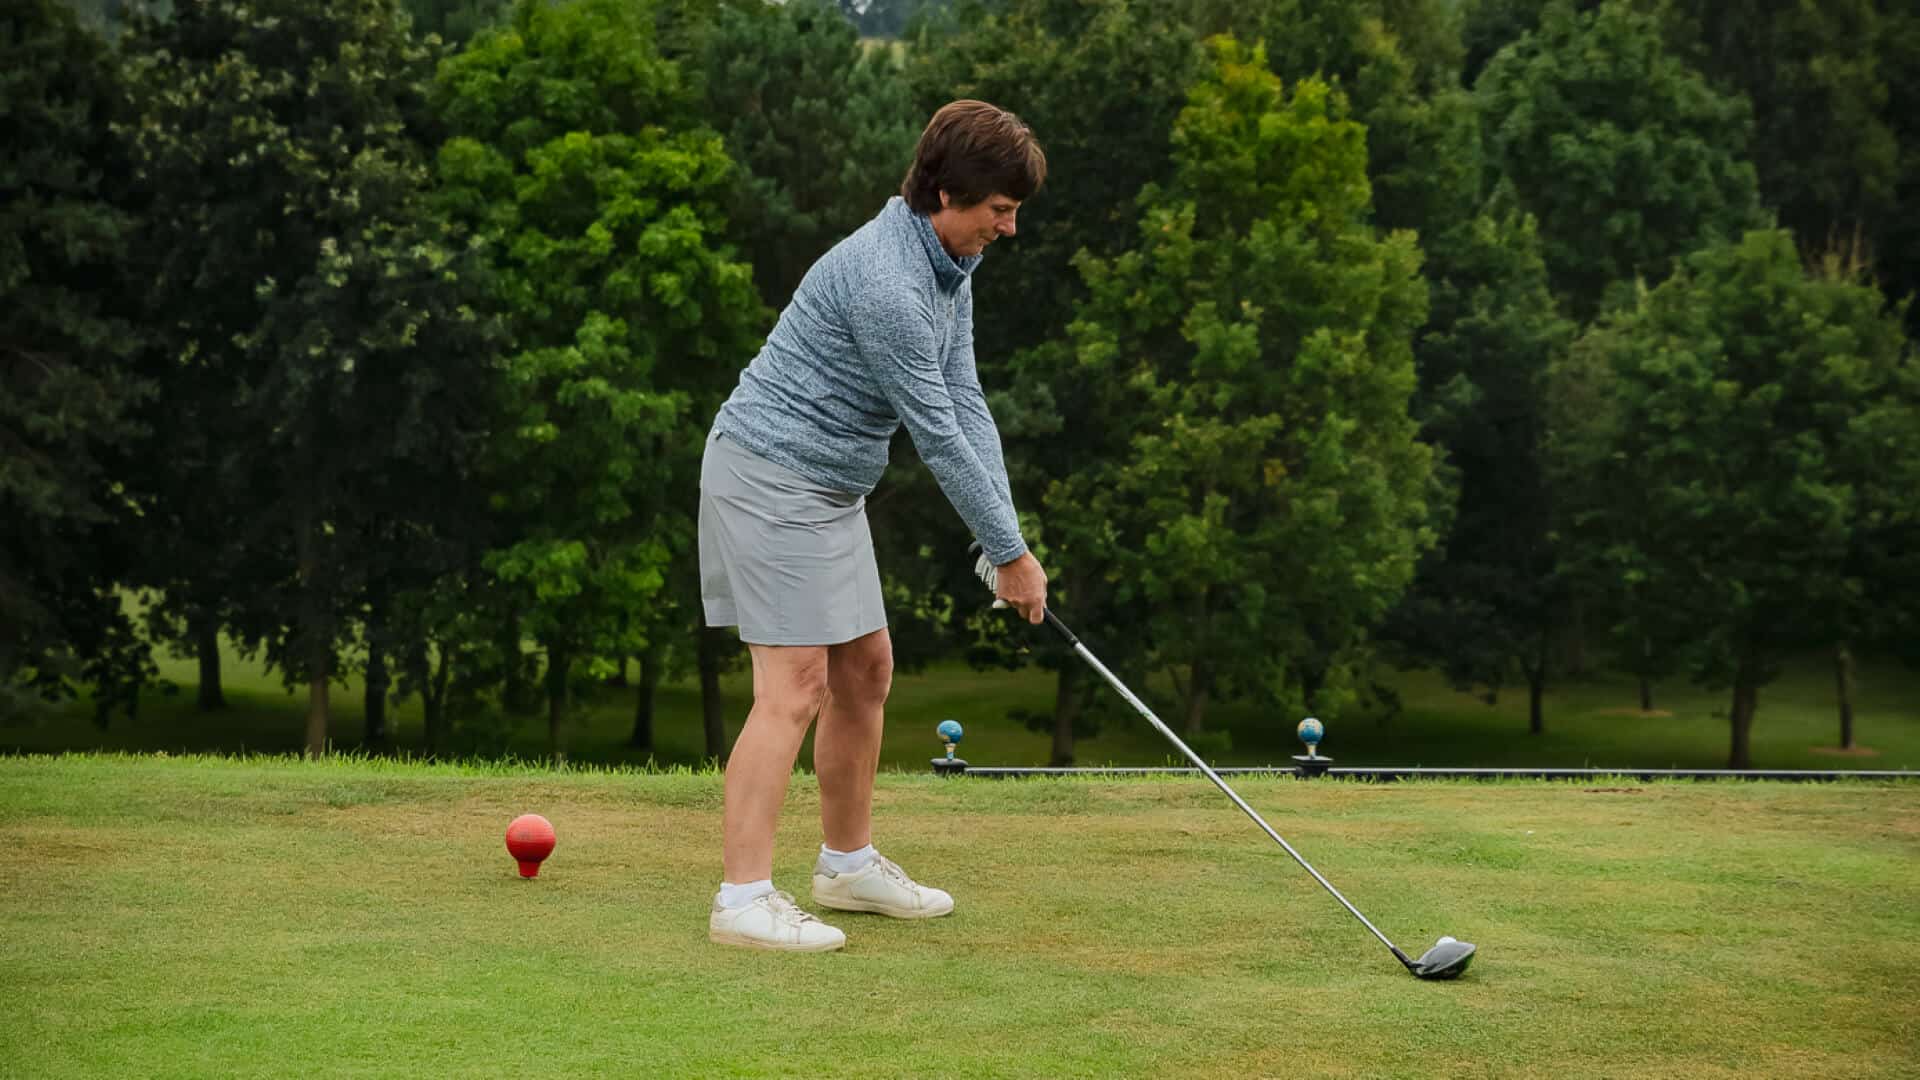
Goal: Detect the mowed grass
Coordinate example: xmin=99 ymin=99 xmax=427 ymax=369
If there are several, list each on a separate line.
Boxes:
xmin=5 ymin=628 xmax=1919 ymax=771
xmin=2 ymin=755 xmax=1916 ymax=1078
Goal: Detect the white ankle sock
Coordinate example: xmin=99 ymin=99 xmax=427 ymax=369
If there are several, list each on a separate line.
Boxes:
xmin=820 ymin=843 xmax=878 ymax=873
xmin=717 ymin=879 xmax=775 ymax=908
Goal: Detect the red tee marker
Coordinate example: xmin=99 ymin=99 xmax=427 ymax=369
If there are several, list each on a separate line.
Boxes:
xmin=506 ymin=813 xmax=556 ymax=878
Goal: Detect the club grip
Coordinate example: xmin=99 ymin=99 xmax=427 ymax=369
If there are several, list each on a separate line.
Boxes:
xmin=972 ymin=542 xmax=1074 ymax=643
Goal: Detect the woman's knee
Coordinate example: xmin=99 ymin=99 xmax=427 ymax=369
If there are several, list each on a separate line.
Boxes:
xmin=751 ymin=648 xmax=831 ymax=725
xmin=832 ymin=635 xmax=894 ymax=706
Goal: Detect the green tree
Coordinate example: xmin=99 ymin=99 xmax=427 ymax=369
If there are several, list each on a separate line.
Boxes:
xmin=1208 ymin=4 xmax=1575 ymax=733
xmin=1646 ymin=0 xmax=1920 ymax=741
xmin=1180 ymin=0 xmax=1461 ymax=94
xmin=1550 ymin=230 xmax=1920 ymax=768
xmin=609 ymin=0 xmax=919 ymax=756
xmin=400 ymin=0 xmax=508 ymax=46
xmin=906 ymin=0 xmax=1201 ymax=380
xmin=917 ymin=0 xmax=1467 ymax=361
xmin=899 ymin=0 xmax=1205 ymax=759
xmin=1657 ymin=1 xmax=1898 ymax=268
xmin=1 ymin=0 xmax=155 ymax=722
xmin=54 ymin=0 xmax=140 ymax=31
xmin=120 ymin=0 xmax=500 ymax=757
xmin=1459 ymin=0 xmax=1547 ymax=86
xmin=1657 ymin=0 xmax=1920 ymax=347
xmin=697 ymin=0 xmax=918 ymax=311
xmin=432 ymin=0 xmax=762 ymax=758
xmin=914 ymin=1 xmax=1509 ymax=757
xmin=1171 ymin=0 xmax=1583 ymax=732
xmin=838 ymin=0 xmax=944 ymax=39
xmin=1052 ymin=38 xmax=1436 ymax=737
xmin=1175 ymin=0 xmax=1480 ymax=243
xmin=1882 ymin=6 xmax=1920 ymax=341
xmin=1334 ymin=5 xmax=1585 ymax=732
xmin=1387 ymin=208 xmax=1573 ymax=732
xmin=1476 ymin=0 xmax=1764 ymax=321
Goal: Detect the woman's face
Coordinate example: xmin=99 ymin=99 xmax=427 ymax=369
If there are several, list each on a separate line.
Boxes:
xmin=931 ymin=191 xmax=1022 ymax=258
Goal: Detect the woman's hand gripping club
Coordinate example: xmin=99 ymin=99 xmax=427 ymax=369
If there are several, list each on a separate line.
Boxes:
xmin=970 ymin=542 xmax=1048 ymax=624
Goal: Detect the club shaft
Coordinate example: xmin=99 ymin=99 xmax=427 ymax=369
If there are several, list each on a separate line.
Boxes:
xmin=1055 ymin=620 xmax=1408 ymax=963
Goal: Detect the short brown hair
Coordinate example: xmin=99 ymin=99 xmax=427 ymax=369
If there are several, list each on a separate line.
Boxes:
xmin=900 ymin=100 xmax=1047 ymax=214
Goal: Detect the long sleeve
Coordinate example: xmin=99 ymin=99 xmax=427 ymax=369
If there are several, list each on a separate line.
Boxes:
xmin=943 ymin=287 xmax=1017 ymax=513
xmin=848 ymin=280 xmax=1027 ymax=565
xmin=712 ymin=197 xmax=1026 ymax=563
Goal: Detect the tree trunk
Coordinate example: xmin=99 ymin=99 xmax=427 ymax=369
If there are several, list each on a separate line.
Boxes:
xmin=699 ymin=627 xmax=728 ymax=763
xmin=1562 ymin=594 xmax=1588 ymax=677
xmin=422 ymin=687 xmax=443 ymax=754
xmin=1183 ymin=658 xmax=1211 ymax=736
xmin=364 ymin=598 xmax=390 ymax=749
xmin=299 ymin=521 xmax=330 ymax=759
xmin=1834 ymin=643 xmax=1854 ymax=750
xmin=1637 ymin=635 xmax=1655 ymax=711
xmin=502 ymin=611 xmax=533 ymax=715
xmin=1049 ymin=662 xmax=1081 ymax=767
xmin=409 ymin=639 xmax=442 ymax=755
xmin=1298 ymin=661 xmax=1326 ymax=715
xmin=193 ymin=611 xmax=226 ymax=711
xmin=305 ymin=673 xmax=330 ymax=759
xmin=545 ymin=646 xmax=569 ymax=763
xmin=630 ymin=645 xmax=661 ymax=751
xmin=1728 ymin=673 xmax=1759 ymax=770
xmin=1526 ymin=633 xmax=1548 ymax=735
xmin=1183 ymin=590 xmax=1211 ymax=735
xmin=415 ymin=637 xmax=454 ymax=757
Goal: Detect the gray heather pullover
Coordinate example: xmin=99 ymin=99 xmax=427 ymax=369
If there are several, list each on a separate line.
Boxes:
xmin=712 ymin=196 xmax=1027 ymax=565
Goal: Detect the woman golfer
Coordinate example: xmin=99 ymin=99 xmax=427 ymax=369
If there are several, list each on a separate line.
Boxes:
xmin=700 ymin=100 xmax=1049 ymax=951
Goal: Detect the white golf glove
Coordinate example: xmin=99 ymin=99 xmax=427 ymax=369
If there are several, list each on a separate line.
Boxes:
xmin=969 ymin=542 xmax=1010 ymax=609
xmin=972 ymin=543 xmax=998 ymax=592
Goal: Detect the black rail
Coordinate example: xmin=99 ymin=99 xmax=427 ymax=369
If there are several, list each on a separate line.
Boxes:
xmin=937 ymin=765 xmax=1917 ymax=781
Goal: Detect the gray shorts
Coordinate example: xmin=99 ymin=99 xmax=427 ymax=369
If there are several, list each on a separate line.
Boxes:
xmin=698 ymin=431 xmax=887 ymax=646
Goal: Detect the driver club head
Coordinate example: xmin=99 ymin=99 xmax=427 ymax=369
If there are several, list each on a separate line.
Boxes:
xmin=1411 ymin=935 xmax=1476 ymax=980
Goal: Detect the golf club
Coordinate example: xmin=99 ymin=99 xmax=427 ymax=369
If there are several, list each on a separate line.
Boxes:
xmin=973 ymin=548 xmax=1475 ymax=980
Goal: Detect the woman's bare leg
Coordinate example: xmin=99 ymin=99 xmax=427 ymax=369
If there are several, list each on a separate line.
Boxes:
xmin=720 ymin=644 xmax=831 ymax=883
xmin=814 ymin=628 xmax=893 ymax=851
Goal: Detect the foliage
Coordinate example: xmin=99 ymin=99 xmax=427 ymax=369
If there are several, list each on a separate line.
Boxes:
xmin=431 ymin=0 xmax=763 ymax=752
xmin=1656 ymin=0 xmax=1920 ymax=345
xmin=837 ymin=0 xmax=943 ymax=39
xmin=118 ymin=0 xmax=500 ymax=755
xmin=899 ymin=0 xmax=1205 ymax=696
xmin=1048 ymin=38 xmax=1436 ymax=732
xmin=1656 ymin=0 xmax=1897 ymax=263
xmin=1880 ymin=6 xmax=1920 ymax=341
xmin=1549 ymin=230 xmax=1920 ymax=766
xmin=11 ymin=0 xmax=1920 ymax=773
xmin=1167 ymin=1 xmax=1577 ymax=729
xmin=697 ymin=0 xmax=918 ymax=311
xmin=1476 ymin=0 xmax=1764 ymax=320
xmin=53 ymin=0 xmax=139 ymax=31
xmin=1387 ymin=209 xmax=1572 ymax=723
xmin=0 ymin=0 xmax=156 ymax=721
xmin=1458 ymin=0 xmax=1546 ymax=86
xmin=905 ymin=0 xmax=1202 ymax=370
xmin=1175 ymin=0 xmax=1479 ymax=241
xmin=399 ymin=0 xmax=508 ymax=46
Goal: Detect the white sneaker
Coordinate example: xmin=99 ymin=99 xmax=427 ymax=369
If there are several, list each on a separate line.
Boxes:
xmin=811 ymin=853 xmax=954 ymax=919
xmin=708 ymin=890 xmax=847 ymax=952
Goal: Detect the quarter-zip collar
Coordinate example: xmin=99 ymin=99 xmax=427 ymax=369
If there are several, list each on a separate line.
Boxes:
xmin=894 ymin=196 xmax=981 ymax=295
